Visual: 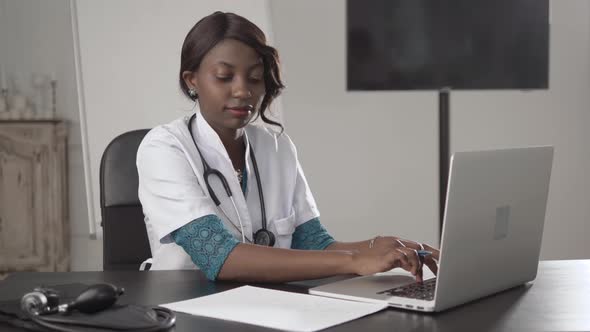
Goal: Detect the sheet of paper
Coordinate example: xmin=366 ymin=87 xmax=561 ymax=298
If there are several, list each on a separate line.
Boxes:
xmin=161 ymin=285 xmax=387 ymax=332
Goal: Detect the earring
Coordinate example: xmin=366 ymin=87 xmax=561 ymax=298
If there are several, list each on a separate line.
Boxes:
xmin=188 ymin=88 xmax=197 ymax=99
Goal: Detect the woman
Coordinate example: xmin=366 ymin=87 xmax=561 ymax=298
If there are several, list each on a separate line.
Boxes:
xmin=137 ymin=11 xmax=439 ymax=282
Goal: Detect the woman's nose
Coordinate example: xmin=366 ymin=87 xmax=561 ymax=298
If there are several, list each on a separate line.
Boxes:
xmin=232 ymin=77 xmax=253 ymax=99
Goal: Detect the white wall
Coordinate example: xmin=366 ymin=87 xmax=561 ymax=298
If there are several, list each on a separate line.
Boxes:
xmin=269 ymin=1 xmax=440 ymax=248
xmin=71 ymin=0 xmax=274 ymax=269
xmin=74 ymin=0 xmax=275 ymax=242
xmin=452 ymin=1 xmax=590 ymax=259
xmin=3 ymin=0 xmax=276 ymax=271
xmin=0 ymin=0 xmax=95 ymax=270
xmin=3 ymin=0 xmax=588 ymax=271
xmin=270 ymin=0 xmax=590 ymax=259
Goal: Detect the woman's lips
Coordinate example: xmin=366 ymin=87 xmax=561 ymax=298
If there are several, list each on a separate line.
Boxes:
xmin=226 ymin=106 xmax=253 ymax=117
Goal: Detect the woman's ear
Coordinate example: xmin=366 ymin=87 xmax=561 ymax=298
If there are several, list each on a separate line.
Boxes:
xmin=182 ymin=70 xmax=199 ymax=92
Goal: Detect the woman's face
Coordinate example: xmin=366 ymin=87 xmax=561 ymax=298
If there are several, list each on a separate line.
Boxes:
xmin=184 ymin=38 xmax=266 ymax=132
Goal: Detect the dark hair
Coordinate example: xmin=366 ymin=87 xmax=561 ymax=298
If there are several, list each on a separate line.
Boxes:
xmin=179 ymin=11 xmax=285 ymax=132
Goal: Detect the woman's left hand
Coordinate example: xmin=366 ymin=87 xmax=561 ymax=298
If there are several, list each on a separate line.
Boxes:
xmin=370 ymin=236 xmax=439 ymax=282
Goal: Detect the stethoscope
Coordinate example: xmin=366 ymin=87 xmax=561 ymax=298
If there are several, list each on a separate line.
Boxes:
xmin=187 ymin=113 xmax=276 ymax=246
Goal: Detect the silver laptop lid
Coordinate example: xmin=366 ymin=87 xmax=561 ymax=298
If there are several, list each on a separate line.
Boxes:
xmin=434 ymin=146 xmax=553 ymax=311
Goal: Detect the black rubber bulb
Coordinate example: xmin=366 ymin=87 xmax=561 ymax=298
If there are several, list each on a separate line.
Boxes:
xmin=67 ymin=283 xmax=124 ymax=313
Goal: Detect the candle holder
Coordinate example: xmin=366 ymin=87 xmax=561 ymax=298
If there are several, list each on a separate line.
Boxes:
xmin=0 ymin=88 xmax=7 ymax=114
xmin=51 ymin=79 xmax=57 ymax=119
xmin=0 ymin=88 xmax=10 ymax=119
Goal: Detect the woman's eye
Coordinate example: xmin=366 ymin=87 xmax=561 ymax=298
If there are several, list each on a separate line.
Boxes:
xmin=249 ymin=76 xmax=263 ymax=83
xmin=216 ymin=76 xmax=233 ymax=82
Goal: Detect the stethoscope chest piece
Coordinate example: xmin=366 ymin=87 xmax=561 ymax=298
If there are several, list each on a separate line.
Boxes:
xmin=254 ymin=229 xmax=276 ymax=247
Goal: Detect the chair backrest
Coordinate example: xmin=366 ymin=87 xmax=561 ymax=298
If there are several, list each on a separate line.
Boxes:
xmin=100 ymin=129 xmax=151 ymax=270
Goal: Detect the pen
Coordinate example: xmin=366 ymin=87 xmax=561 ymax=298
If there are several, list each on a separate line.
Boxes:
xmin=417 ymin=250 xmax=432 ymax=259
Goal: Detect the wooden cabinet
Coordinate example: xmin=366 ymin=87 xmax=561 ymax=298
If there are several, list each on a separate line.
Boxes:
xmin=0 ymin=120 xmax=69 ymax=273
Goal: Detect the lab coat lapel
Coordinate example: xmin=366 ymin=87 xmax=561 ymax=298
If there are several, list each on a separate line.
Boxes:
xmin=191 ymin=112 xmax=254 ymax=239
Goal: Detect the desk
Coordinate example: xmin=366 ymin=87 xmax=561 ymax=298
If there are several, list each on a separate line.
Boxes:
xmin=0 ymin=260 xmax=588 ymax=331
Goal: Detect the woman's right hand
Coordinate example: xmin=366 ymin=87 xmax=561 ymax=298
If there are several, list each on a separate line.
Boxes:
xmin=349 ymin=245 xmax=423 ymax=277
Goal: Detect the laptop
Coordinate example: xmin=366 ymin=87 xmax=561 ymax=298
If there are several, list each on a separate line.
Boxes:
xmin=310 ymin=146 xmax=554 ymax=312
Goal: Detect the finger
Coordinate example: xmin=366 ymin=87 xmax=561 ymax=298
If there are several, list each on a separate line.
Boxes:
xmin=423 ymin=255 xmax=438 ymax=276
xmin=392 ymin=248 xmax=412 ymax=272
xmin=416 ymin=253 xmax=425 ymax=282
xmin=387 ymin=251 xmax=402 ymax=270
xmin=416 ymin=265 xmax=424 ymax=282
xmin=397 ymin=239 xmax=423 ymax=251
xmin=398 ymin=247 xmax=422 ymax=276
xmin=384 ymin=251 xmax=407 ymax=273
xmin=421 ymin=243 xmax=440 ymax=260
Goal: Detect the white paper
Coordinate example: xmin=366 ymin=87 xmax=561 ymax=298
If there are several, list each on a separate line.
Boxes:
xmin=161 ymin=285 xmax=388 ymax=332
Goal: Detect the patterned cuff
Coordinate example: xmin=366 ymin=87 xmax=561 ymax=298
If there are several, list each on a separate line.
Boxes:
xmin=291 ymin=217 xmax=335 ymax=250
xmin=171 ymin=215 xmax=240 ymax=281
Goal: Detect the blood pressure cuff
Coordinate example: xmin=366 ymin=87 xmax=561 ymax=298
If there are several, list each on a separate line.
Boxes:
xmin=0 ymin=283 xmax=169 ymax=331
xmin=0 ymin=283 xmax=89 ymax=320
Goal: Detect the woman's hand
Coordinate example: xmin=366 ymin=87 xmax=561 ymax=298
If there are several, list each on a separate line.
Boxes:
xmin=349 ymin=243 xmax=424 ymax=278
xmin=368 ymin=236 xmax=440 ymax=282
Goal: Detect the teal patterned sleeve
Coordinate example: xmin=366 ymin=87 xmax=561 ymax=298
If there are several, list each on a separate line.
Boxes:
xmin=171 ymin=215 xmax=240 ymax=281
xmin=291 ymin=218 xmax=335 ymax=250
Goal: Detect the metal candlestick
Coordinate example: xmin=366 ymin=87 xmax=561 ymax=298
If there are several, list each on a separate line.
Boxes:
xmin=0 ymin=88 xmax=8 ymax=114
xmin=50 ymin=80 xmax=57 ymax=119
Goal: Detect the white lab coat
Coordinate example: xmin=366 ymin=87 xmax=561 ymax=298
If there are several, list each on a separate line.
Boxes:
xmin=136 ymin=112 xmax=320 ymax=270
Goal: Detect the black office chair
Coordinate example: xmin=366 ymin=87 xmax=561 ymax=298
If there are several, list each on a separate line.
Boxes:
xmin=100 ymin=129 xmax=151 ymax=270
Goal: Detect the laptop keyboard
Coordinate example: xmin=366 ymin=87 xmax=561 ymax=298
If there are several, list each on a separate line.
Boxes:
xmin=377 ymin=278 xmax=436 ymax=301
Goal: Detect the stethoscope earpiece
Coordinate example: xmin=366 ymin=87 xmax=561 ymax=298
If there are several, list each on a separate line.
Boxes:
xmin=188 ymin=114 xmax=275 ymax=246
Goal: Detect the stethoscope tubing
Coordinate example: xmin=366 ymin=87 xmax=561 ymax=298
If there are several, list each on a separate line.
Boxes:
xmin=187 ymin=114 xmax=268 ymax=243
